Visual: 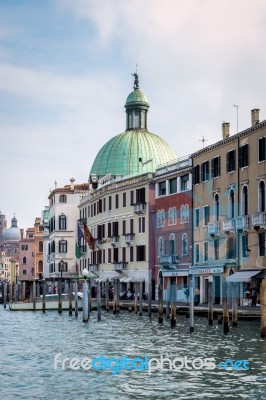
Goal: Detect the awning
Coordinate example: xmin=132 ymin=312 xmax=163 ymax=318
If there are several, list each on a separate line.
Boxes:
xmin=120 ymin=276 xmax=133 ymax=283
xmin=226 ymin=270 xmax=261 ymax=283
xmin=95 ymin=271 xmax=122 ymax=282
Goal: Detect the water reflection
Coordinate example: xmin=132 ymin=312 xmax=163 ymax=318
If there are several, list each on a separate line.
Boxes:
xmin=0 ymin=305 xmax=266 ymax=399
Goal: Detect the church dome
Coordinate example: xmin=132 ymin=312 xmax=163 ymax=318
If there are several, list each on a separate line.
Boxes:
xmin=2 ymin=216 xmax=21 ymax=242
xmin=90 ymin=74 xmax=176 ymax=179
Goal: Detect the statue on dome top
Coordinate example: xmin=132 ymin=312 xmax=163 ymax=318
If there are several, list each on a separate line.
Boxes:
xmin=132 ymin=72 xmax=139 ymax=89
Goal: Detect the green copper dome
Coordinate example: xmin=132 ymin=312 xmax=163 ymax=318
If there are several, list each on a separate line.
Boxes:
xmin=90 ymin=74 xmax=176 ymax=179
xmin=126 ymin=89 xmax=149 ymax=107
xmin=90 ymin=130 xmax=176 ymax=178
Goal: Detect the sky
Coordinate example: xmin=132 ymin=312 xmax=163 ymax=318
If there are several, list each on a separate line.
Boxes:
xmin=1 ymin=0 xmax=266 ymax=230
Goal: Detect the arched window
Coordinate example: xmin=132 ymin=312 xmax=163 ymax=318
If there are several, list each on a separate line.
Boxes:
xmin=157 ymin=211 xmax=161 ymax=227
xmin=184 ymin=204 xmax=189 ymax=222
xmin=229 ymin=188 xmax=235 ymax=218
xmin=180 ymin=205 xmax=184 ymax=223
xmin=168 ymin=207 xmax=176 ymax=225
xmin=38 ymin=241 xmax=43 ymax=253
xmin=59 ymin=214 xmax=67 ymax=230
xmin=182 ymin=233 xmax=188 ymax=256
xmin=22 ymin=256 xmax=26 ymax=264
xmin=169 ymin=233 xmax=176 ymax=255
xmin=214 ymin=193 xmax=219 ymax=221
xmin=38 ymin=260 xmax=43 ymax=273
xmin=259 ymin=181 xmax=265 ymax=212
xmin=242 ymin=186 xmax=248 ymax=216
xmin=158 ymin=237 xmax=164 ymax=257
xmin=161 ymin=210 xmax=165 ymax=227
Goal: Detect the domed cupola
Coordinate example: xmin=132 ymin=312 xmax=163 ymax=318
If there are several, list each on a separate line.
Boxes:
xmin=2 ymin=215 xmax=21 ymax=242
xmin=125 ymin=73 xmax=149 ymax=131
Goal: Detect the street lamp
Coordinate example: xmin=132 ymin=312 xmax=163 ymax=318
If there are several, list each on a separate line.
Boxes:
xmin=58 ymin=260 xmax=67 ymax=314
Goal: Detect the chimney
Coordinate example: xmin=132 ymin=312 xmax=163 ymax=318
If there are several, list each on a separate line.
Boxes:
xmin=20 ymin=229 xmax=24 ymax=240
xmin=251 ymin=109 xmax=260 ymax=126
xmin=222 ymin=122 xmax=230 ymax=139
xmin=70 ymin=178 xmax=75 ymax=190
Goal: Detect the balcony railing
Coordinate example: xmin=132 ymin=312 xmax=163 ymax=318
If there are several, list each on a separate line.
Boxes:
xmin=252 ymin=212 xmax=266 ymax=228
xmin=159 ymin=254 xmax=179 ymax=266
xmin=223 ymin=218 xmax=236 ymax=232
xmin=208 ymin=221 xmax=220 ymax=236
xmin=235 ymin=215 xmax=249 ymax=231
xmin=114 ymin=262 xmax=128 ymax=271
xmin=124 ymin=233 xmax=135 ymax=243
xmin=134 ymin=203 xmax=147 ymax=213
xmin=109 ymin=236 xmax=119 ymax=246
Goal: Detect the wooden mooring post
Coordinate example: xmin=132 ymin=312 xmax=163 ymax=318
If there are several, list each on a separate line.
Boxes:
xmin=83 ymin=280 xmax=89 ymax=323
xmin=139 ymin=280 xmax=143 ymax=317
xmin=166 ymin=278 xmax=170 ymax=320
xmin=260 ymin=279 xmax=266 ymax=338
xmin=88 ymin=279 xmax=91 ymax=318
xmin=42 ymin=280 xmax=46 ymax=313
xmin=223 ymin=280 xmax=229 ymax=334
xmin=97 ymin=281 xmax=101 ymax=321
xmin=189 ymin=275 xmax=194 ymax=332
xmin=74 ymin=281 xmax=78 ymax=317
xmin=113 ymin=280 xmax=118 ymax=314
xmin=68 ymin=279 xmax=72 ymax=316
xmin=158 ymin=275 xmax=164 ymax=324
xmin=232 ymin=282 xmax=238 ymax=327
xmin=170 ymin=279 xmax=177 ymax=328
xmin=148 ymin=279 xmax=152 ymax=318
xmin=134 ymin=282 xmax=138 ymax=314
xmin=208 ymin=279 xmax=213 ymax=326
xmin=3 ymin=282 xmax=7 ymax=309
xmin=105 ymin=279 xmax=109 ymax=311
xmin=21 ymin=282 xmax=26 ymax=301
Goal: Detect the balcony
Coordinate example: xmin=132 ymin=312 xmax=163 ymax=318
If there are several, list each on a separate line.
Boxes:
xmin=88 ymin=264 xmax=99 ymax=272
xmin=124 ymin=233 xmax=135 ymax=244
xmin=235 ymin=216 xmax=249 ymax=231
xmin=159 ymin=254 xmax=179 ymax=266
xmin=223 ymin=218 xmax=236 ymax=233
xmin=109 ymin=236 xmax=119 ymax=246
xmin=208 ymin=221 xmax=220 ymax=236
xmin=134 ymin=202 xmax=146 ymax=214
xmin=95 ymin=238 xmax=102 ymax=249
xmin=252 ymin=212 xmax=266 ymax=230
xmin=114 ymin=262 xmax=128 ymax=271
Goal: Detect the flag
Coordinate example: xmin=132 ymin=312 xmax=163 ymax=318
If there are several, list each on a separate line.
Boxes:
xmin=75 ymin=242 xmax=82 ymax=259
xmin=77 ymin=223 xmax=84 ymax=246
xmin=84 ymin=223 xmax=95 ymax=251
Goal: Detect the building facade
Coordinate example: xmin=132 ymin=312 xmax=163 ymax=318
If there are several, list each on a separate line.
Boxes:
xmin=19 ymin=228 xmax=35 ymax=282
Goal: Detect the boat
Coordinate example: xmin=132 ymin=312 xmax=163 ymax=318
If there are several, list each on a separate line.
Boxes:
xmin=9 ymin=293 xmax=84 ymax=311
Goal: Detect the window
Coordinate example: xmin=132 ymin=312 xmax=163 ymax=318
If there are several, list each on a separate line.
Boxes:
xmin=59 ymin=240 xmax=67 ymax=253
xmin=130 ymin=219 xmax=134 ymax=234
xmin=108 ymin=222 xmax=112 ymax=237
xmin=21 ymin=245 xmax=28 ymax=250
xmin=195 ymin=244 xmax=200 ymax=263
xmin=158 ymin=181 xmax=166 ymax=196
xmin=182 ymin=234 xmax=188 ymax=256
xmin=108 ymin=196 xmax=112 ymax=211
xmin=169 ymin=233 xmax=176 ymax=256
xmin=226 ymin=150 xmax=236 ymax=172
xmin=138 ymin=217 xmax=145 ymax=233
xmin=180 ymin=205 xmax=189 ymax=223
xmin=22 ymin=256 xmax=27 ymax=264
xmin=130 ymin=190 xmax=134 ymax=205
xmin=122 ymin=220 xmax=126 ymax=235
xmin=136 ymin=245 xmax=146 ymax=261
xmin=241 ymin=235 xmax=248 ymax=258
xmin=242 ymin=186 xmax=248 ymax=216
xmin=108 ymin=248 xmax=112 ymax=263
xmin=38 ymin=260 xmax=43 ymax=273
xmin=123 ymin=193 xmax=126 ymax=207
xmin=195 ymin=208 xmax=200 ymax=228
xmin=23 ymin=270 xmax=27 ymax=275
xmin=214 ymin=193 xmax=219 ymax=221
xmin=204 ymin=242 xmax=208 ymax=262
xmin=193 ymin=165 xmax=200 ymax=185
xmin=181 ymin=174 xmax=189 ymax=191
xmin=122 ymin=247 xmax=126 ymax=263
xmin=259 ymin=181 xmax=265 ymax=212
xmin=59 ymin=195 xmax=67 ymax=203
xmin=168 ymin=207 xmax=177 ymax=225
xmin=201 ymin=161 xmax=209 ymax=182
xmin=98 ymin=199 xmax=102 ymax=213
xmin=130 ymin=246 xmax=134 ymax=262
xmin=211 ymin=156 xmax=220 ymax=178
xmin=136 ymin=188 xmax=145 ymax=203
xmin=229 ymin=189 xmax=235 ymax=218
xmin=259 ymin=232 xmax=265 ymax=256
xmin=203 ymin=206 xmax=210 ymax=226
xmin=227 ymin=237 xmax=236 ymax=259
xmin=59 ymin=214 xmax=66 ymax=230
xmin=214 ymin=239 xmax=219 ymax=260
xmin=113 ymin=248 xmax=119 ymax=263
xmin=112 ymin=221 xmax=119 ymax=236
xmin=259 ymin=137 xmax=266 ymax=162
xmin=115 ymin=194 xmax=119 ymax=209
xmin=169 ymin=178 xmax=177 ymax=194
xmin=158 ymin=237 xmax=164 ymax=256
xmin=38 ymin=241 xmax=43 ymax=253
xmin=239 ymin=144 xmax=249 ymax=168
xmin=157 ymin=210 xmax=165 ymax=227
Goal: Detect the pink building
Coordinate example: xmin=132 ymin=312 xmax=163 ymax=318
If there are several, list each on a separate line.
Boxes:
xmin=19 ymin=228 xmax=35 ymax=281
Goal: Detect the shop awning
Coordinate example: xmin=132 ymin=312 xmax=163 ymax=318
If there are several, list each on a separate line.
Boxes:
xmin=226 ymin=270 xmax=261 ymax=283
xmin=95 ymin=272 xmax=122 ymax=282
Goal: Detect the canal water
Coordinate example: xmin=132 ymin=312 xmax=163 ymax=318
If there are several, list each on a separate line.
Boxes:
xmin=1 ymin=305 xmax=266 ymax=400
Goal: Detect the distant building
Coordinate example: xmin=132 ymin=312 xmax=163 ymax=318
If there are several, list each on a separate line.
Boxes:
xmin=19 ymin=228 xmax=34 ymax=282
xmin=0 ymin=216 xmax=22 ymax=257
xmin=0 ymin=210 xmax=7 ymax=242
xmin=33 ymin=217 xmax=44 ymax=280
